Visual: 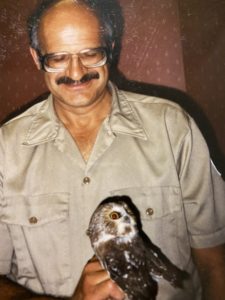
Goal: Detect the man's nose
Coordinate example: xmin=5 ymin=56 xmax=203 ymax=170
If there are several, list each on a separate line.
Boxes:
xmin=65 ymin=55 xmax=86 ymax=80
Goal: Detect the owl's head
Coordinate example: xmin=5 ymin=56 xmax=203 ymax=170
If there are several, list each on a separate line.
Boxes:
xmin=87 ymin=196 xmax=138 ymax=248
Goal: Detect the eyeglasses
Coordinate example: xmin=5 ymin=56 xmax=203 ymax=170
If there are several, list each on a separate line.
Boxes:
xmin=39 ymin=47 xmax=108 ymax=73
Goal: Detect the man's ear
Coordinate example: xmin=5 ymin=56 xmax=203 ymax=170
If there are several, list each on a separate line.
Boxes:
xmin=29 ymin=47 xmax=41 ymax=70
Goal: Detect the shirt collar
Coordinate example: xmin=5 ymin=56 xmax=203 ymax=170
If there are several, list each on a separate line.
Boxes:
xmin=22 ymin=95 xmax=60 ymax=146
xmin=108 ymin=82 xmax=148 ymax=140
xmin=23 ymin=81 xmax=148 ymax=146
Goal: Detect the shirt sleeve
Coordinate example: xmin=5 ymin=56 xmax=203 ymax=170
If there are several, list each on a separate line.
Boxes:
xmin=0 ymin=128 xmax=13 ymax=274
xmin=178 ymin=117 xmax=225 ymax=249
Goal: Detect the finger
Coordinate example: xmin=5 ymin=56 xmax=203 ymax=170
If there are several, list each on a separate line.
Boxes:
xmin=82 ymin=259 xmax=110 ymax=288
xmin=85 ymin=260 xmax=125 ymax=298
xmin=85 ymin=257 xmax=105 ymax=273
xmin=85 ymin=267 xmax=110 ymax=286
xmin=92 ymin=278 xmax=125 ymax=300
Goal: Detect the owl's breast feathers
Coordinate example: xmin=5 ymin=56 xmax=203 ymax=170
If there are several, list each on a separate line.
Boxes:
xmin=97 ymin=235 xmax=158 ymax=300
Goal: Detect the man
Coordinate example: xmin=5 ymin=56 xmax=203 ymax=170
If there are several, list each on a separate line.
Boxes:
xmin=0 ymin=0 xmax=224 ymax=299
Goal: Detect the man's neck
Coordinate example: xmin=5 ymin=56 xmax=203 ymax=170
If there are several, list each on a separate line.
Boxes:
xmin=53 ymin=89 xmax=112 ymax=161
xmin=53 ymin=90 xmax=112 ymax=130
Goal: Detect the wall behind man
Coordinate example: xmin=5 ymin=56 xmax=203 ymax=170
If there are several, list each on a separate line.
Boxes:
xmin=0 ymin=0 xmax=224 ymax=171
xmin=179 ymin=0 xmax=225 ymax=172
xmin=0 ymin=1 xmax=46 ymax=120
xmin=118 ymin=0 xmax=186 ymax=90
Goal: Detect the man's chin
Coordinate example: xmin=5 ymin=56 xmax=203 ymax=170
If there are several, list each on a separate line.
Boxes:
xmin=54 ymin=94 xmax=96 ymax=110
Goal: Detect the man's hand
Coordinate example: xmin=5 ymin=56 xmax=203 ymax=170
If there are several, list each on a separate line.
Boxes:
xmin=72 ymin=257 xmax=125 ymax=300
xmin=0 ymin=258 xmax=125 ymax=300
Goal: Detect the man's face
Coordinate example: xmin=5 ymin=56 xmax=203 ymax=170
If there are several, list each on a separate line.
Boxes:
xmin=35 ymin=3 xmax=110 ymax=111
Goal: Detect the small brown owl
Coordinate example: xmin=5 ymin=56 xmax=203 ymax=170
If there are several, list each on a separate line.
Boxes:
xmin=87 ymin=195 xmax=188 ymax=300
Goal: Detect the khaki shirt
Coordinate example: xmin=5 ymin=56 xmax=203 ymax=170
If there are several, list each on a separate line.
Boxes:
xmin=0 ymin=83 xmax=225 ymax=299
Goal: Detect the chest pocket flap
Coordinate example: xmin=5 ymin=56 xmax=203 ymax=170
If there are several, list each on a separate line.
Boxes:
xmin=1 ymin=193 xmax=69 ymax=226
xmin=110 ymin=186 xmax=182 ymax=220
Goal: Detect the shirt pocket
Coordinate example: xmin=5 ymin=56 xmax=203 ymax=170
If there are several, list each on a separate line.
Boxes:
xmin=110 ymin=186 xmax=190 ymax=267
xmin=1 ymin=193 xmax=71 ymax=285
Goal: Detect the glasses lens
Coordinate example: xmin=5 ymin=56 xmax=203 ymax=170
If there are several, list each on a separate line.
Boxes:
xmin=79 ymin=48 xmax=107 ymax=67
xmin=44 ymin=53 xmax=69 ymax=70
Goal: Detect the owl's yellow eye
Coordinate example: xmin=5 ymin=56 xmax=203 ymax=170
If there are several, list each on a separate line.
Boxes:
xmin=109 ymin=211 xmax=121 ymax=220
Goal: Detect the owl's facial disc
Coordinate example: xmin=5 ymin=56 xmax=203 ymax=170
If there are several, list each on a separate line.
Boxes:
xmin=88 ymin=201 xmax=138 ymax=248
xmin=108 ymin=205 xmax=137 ymax=239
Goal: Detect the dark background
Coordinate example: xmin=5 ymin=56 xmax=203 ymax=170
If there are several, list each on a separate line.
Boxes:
xmin=0 ymin=0 xmax=224 ymax=175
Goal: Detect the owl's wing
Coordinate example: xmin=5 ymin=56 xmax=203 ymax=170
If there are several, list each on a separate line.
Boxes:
xmin=142 ymin=234 xmax=189 ymax=288
xmin=99 ymin=238 xmax=157 ymax=300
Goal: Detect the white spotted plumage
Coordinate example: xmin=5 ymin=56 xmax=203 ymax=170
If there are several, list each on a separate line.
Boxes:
xmin=87 ymin=196 xmax=188 ymax=300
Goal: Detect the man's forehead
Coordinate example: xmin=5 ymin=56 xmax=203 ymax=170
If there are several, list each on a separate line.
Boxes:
xmin=38 ymin=1 xmax=102 ymax=52
xmin=39 ymin=1 xmax=100 ymax=33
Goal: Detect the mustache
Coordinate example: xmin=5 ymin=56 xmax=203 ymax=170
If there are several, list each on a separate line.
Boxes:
xmin=56 ymin=72 xmax=100 ymax=85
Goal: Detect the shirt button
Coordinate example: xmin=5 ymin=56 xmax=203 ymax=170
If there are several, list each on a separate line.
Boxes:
xmin=146 ymin=208 xmax=154 ymax=216
xmin=29 ymin=216 xmax=38 ymax=224
xmin=83 ymin=177 xmax=91 ymax=184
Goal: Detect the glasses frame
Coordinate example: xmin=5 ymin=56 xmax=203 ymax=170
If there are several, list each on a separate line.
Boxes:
xmin=38 ymin=47 xmax=108 ymax=73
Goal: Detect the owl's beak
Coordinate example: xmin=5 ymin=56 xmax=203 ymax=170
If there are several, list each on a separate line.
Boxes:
xmin=86 ymin=229 xmax=91 ymax=236
xmin=124 ymin=216 xmax=130 ymax=224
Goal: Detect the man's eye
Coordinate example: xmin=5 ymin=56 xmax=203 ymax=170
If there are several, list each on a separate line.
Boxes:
xmin=51 ymin=55 xmax=67 ymax=62
xmin=82 ymin=51 xmax=98 ymax=58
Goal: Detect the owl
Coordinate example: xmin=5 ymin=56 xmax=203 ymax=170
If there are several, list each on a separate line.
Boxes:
xmin=87 ymin=195 xmax=188 ymax=300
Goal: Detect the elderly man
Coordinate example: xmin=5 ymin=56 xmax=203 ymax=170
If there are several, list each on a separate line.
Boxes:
xmin=0 ymin=0 xmax=225 ymax=299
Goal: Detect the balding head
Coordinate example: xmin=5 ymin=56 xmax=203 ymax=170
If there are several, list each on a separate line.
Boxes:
xmin=27 ymin=0 xmax=123 ymax=66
